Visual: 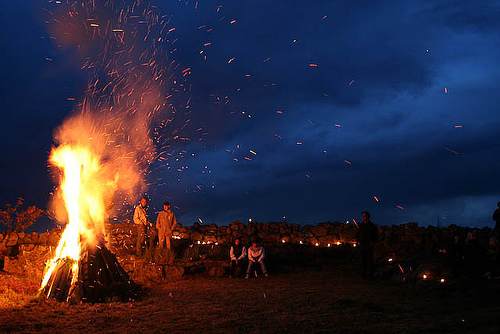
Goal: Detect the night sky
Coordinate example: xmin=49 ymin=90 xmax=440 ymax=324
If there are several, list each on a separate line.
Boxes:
xmin=1 ymin=0 xmax=500 ymax=232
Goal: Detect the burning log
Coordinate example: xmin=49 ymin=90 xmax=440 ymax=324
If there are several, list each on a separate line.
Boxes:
xmin=40 ymin=257 xmax=77 ymax=302
xmin=40 ymin=240 xmax=140 ymax=303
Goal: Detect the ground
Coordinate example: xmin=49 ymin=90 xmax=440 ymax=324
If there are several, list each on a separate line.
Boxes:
xmin=1 ymin=268 xmax=500 ymax=333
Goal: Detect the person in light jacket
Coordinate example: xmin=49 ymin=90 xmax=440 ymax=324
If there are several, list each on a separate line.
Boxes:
xmin=133 ymin=196 xmax=151 ymax=256
xmin=156 ymin=201 xmax=178 ymax=250
xmin=229 ymin=238 xmax=247 ymax=278
xmin=246 ymin=240 xmax=269 ymax=278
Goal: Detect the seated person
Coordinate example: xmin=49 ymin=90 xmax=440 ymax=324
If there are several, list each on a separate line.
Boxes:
xmin=246 ymin=240 xmax=269 ymax=278
xmin=229 ymin=238 xmax=247 ymax=278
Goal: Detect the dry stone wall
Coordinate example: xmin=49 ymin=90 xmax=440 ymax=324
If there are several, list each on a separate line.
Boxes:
xmin=0 ymin=221 xmax=495 ymax=283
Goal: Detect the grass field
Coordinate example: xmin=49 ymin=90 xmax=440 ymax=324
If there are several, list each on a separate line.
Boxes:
xmin=0 ymin=269 xmax=500 ymax=333
xmin=1 ymin=268 xmax=500 ymax=333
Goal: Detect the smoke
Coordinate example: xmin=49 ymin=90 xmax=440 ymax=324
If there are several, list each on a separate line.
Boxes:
xmin=46 ymin=0 xmax=179 ymax=225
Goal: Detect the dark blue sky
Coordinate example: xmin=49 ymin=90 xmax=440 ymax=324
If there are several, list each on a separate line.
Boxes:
xmin=1 ymin=0 xmax=500 ymax=231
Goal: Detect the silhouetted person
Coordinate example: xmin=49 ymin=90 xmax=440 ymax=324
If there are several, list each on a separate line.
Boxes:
xmin=447 ymin=234 xmax=465 ymax=277
xmin=357 ymin=211 xmax=379 ymax=279
xmin=464 ymin=231 xmax=484 ymax=280
xmin=486 ymin=236 xmax=500 ymax=279
xmin=229 ymin=238 xmax=247 ymax=278
xmin=493 ymin=202 xmax=500 ymax=235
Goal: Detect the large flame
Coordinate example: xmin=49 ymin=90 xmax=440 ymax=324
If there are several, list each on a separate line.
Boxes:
xmin=38 ymin=0 xmax=190 ymax=298
xmin=40 ymin=144 xmax=113 ymax=293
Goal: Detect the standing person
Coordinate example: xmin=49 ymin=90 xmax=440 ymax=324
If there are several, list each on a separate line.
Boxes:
xmin=464 ymin=231 xmax=484 ymax=279
xmin=246 ymin=240 xmax=269 ymax=278
xmin=134 ymin=196 xmax=150 ymax=256
xmin=229 ymin=238 xmax=247 ymax=278
xmin=357 ymin=211 xmax=379 ymax=279
xmin=156 ymin=201 xmax=178 ymax=250
xmin=493 ymin=202 xmax=500 ymax=236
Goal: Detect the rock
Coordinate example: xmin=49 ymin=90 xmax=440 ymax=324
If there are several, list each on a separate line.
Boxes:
xmin=265 ymin=222 xmax=280 ymax=232
xmin=208 ymin=265 xmax=225 ymax=277
xmin=39 ymin=233 xmax=49 ymax=244
xmin=318 ymin=235 xmax=338 ymax=245
xmin=199 ymin=225 xmax=210 ymax=233
xmin=5 ymin=233 xmax=19 ymax=247
xmin=164 ymin=265 xmax=185 ymax=281
xmin=246 ymin=223 xmax=257 ymax=235
xmin=3 ymin=244 xmax=54 ymax=281
xmin=191 ymin=231 xmax=202 ymax=241
xmin=318 ymin=222 xmax=334 ymax=229
xmin=203 ymin=234 xmax=217 ymax=243
xmin=310 ymin=225 xmax=328 ymax=237
xmin=338 ymin=225 xmax=357 ymax=242
xmin=19 ymin=244 xmax=36 ymax=252
xmin=257 ymin=231 xmax=278 ymax=244
xmin=230 ymin=221 xmax=244 ymax=231
xmin=179 ymin=231 xmax=190 ymax=239
xmin=279 ymin=224 xmax=291 ymax=235
xmin=48 ymin=233 xmax=61 ymax=246
xmin=232 ymin=230 xmax=246 ymax=239
xmin=216 ymin=234 xmax=231 ymax=245
xmin=280 ymin=235 xmax=291 ymax=243
xmin=305 ymin=237 xmax=319 ymax=246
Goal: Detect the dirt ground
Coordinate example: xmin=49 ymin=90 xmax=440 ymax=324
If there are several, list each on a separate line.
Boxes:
xmin=1 ymin=268 xmax=500 ymax=334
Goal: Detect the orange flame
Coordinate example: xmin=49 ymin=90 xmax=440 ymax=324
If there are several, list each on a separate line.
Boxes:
xmin=40 ymin=144 xmax=112 ymax=293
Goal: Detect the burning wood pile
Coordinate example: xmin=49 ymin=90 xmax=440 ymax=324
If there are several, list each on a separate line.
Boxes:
xmin=38 ymin=145 xmax=143 ymax=303
xmin=40 ymin=240 xmax=140 ymax=303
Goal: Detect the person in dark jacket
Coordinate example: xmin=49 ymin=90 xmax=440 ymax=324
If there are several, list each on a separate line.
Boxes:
xmin=447 ymin=234 xmax=465 ymax=277
xmin=493 ymin=201 xmax=500 ymax=236
xmin=357 ymin=211 xmax=379 ymax=279
xmin=229 ymin=238 xmax=247 ymax=278
xmin=464 ymin=231 xmax=484 ymax=279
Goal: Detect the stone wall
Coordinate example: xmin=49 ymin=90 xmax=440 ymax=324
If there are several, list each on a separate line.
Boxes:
xmin=0 ymin=221 xmax=495 ymax=283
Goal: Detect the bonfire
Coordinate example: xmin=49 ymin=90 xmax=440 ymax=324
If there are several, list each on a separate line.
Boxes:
xmin=39 ymin=145 xmax=140 ymax=303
